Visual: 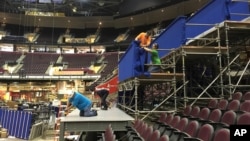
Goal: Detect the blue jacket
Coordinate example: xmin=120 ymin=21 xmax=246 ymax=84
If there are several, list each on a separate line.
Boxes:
xmin=69 ymin=91 xmax=92 ymax=110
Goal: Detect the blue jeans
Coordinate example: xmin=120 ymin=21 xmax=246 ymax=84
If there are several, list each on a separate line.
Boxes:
xmin=79 ymin=105 xmax=97 ymax=117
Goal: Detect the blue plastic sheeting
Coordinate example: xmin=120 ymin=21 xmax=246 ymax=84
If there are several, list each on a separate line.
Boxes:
xmin=186 ymin=0 xmax=229 ymax=41
xmin=118 ymin=0 xmax=250 ymax=82
xmin=185 ymin=0 xmax=250 ymax=42
xmin=227 ymin=0 xmax=250 ymax=20
xmin=150 ymin=16 xmax=186 ymax=63
xmin=118 ymin=42 xmax=135 ymax=82
xmin=0 ymin=109 xmax=32 ymax=140
xmin=0 ymin=109 xmax=1 ymax=125
xmin=118 ymin=41 xmax=149 ymax=82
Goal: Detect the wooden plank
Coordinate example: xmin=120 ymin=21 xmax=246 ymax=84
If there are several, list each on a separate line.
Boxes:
xmin=138 ymin=73 xmax=183 ymax=80
xmin=162 ymin=46 xmax=228 ymax=61
xmin=182 ymin=46 xmax=228 ymax=54
xmin=225 ymin=20 xmax=250 ymax=29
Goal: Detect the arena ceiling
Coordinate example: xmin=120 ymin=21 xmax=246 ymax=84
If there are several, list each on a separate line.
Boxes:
xmin=0 ymin=0 xmax=122 ymax=17
xmin=0 ymin=0 xmax=127 ymax=28
xmin=0 ymin=0 xmax=210 ymax=28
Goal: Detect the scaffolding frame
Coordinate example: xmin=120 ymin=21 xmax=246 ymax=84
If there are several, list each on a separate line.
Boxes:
xmin=118 ymin=19 xmax=250 ymax=120
xmin=118 ymin=72 xmax=184 ymax=119
xmin=179 ymin=20 xmax=250 ymax=106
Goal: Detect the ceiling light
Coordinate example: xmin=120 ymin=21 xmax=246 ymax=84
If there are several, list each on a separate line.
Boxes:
xmin=98 ymin=0 xmax=104 ymax=6
xmin=72 ymin=7 xmax=77 ymax=12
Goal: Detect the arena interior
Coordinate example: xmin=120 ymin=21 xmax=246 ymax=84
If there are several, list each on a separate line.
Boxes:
xmin=0 ymin=0 xmax=250 ymax=141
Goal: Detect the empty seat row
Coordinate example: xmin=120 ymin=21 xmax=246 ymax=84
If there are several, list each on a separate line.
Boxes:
xmin=98 ymin=124 xmax=117 ymax=141
xmin=231 ymin=91 xmax=250 ymax=101
xmin=204 ymin=99 xmax=250 ymax=113
xmin=152 ymin=106 xmax=250 ymax=141
xmin=178 ymin=104 xmax=250 ymax=125
xmin=154 ymin=109 xmax=250 ymax=141
xmin=152 ymin=113 xmax=231 ymax=141
xmin=126 ymin=119 xmax=170 ymax=141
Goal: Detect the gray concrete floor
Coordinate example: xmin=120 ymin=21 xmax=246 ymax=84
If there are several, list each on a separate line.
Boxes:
xmin=1 ymin=132 xmax=80 ymax=141
xmin=0 ymin=136 xmax=54 ymax=141
xmin=2 ymin=129 xmax=55 ymax=141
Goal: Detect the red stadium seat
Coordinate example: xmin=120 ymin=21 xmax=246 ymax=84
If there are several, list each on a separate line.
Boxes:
xmin=161 ymin=115 xmax=181 ymax=136
xmin=208 ymin=99 xmax=218 ymax=109
xmin=213 ymin=128 xmax=230 ymax=141
xmin=189 ymin=106 xmax=200 ymax=118
xmin=242 ymin=92 xmax=250 ymax=100
xmin=217 ymin=99 xmax=228 ymax=110
xmin=183 ymin=105 xmax=192 ymax=116
xmin=198 ymin=107 xmax=211 ymax=120
xmin=167 ymin=117 xmax=189 ymax=140
xmin=152 ymin=112 xmax=168 ymax=130
xmin=220 ymin=110 xmax=237 ymax=126
xmin=159 ymin=135 xmax=169 ymax=141
xmin=175 ymin=117 xmax=189 ymax=132
xmin=185 ymin=124 xmax=214 ymax=141
xmin=169 ymin=116 xmax=181 ymax=128
xmin=147 ymin=129 xmax=161 ymax=141
xmin=239 ymin=100 xmax=250 ymax=113
xmin=232 ymin=92 xmax=242 ymax=100
xmin=169 ymin=117 xmax=189 ymax=140
xmin=208 ymin=109 xmax=222 ymax=123
xmin=227 ymin=100 xmax=240 ymax=111
xmin=177 ymin=120 xmax=199 ymax=141
xmin=141 ymin=125 xmax=153 ymax=140
xmin=163 ymin=114 xmax=174 ymax=126
xmin=237 ymin=112 xmax=250 ymax=125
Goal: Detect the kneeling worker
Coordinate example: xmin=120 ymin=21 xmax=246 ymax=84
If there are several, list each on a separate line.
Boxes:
xmin=65 ymin=90 xmax=97 ymax=117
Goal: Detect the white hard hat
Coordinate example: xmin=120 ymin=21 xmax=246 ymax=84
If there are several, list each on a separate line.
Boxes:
xmin=68 ymin=90 xmax=74 ymax=97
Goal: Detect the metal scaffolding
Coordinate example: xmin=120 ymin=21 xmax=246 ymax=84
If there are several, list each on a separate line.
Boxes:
xmin=118 ymin=19 xmax=250 ymax=120
xmin=180 ymin=20 xmax=250 ymax=106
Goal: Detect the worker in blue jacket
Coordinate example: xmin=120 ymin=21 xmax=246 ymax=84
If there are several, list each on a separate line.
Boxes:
xmin=65 ymin=90 xmax=97 ymax=117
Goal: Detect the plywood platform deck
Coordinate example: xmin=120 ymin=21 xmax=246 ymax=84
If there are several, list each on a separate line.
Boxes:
xmin=59 ymin=107 xmax=134 ymax=141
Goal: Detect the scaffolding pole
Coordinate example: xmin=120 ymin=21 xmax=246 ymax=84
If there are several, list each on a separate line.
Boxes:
xmin=216 ymin=24 xmax=225 ymax=98
xmin=182 ymin=47 xmax=187 ymax=107
xmin=225 ymin=22 xmax=233 ymax=97
xmin=232 ymin=59 xmax=250 ymax=93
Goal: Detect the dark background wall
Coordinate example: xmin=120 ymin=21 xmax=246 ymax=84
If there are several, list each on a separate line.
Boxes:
xmin=118 ymin=0 xmax=184 ymax=17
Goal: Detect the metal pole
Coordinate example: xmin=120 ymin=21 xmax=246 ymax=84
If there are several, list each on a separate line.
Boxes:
xmin=117 ymin=103 xmax=136 ymax=113
xmin=225 ymin=23 xmax=232 ymax=97
xmin=134 ymin=77 xmax=139 ymax=119
xmin=216 ymin=24 xmax=224 ymax=98
xmin=182 ymin=47 xmax=187 ymax=107
xmin=232 ymin=59 xmax=250 ymax=93
xmin=173 ymin=49 xmax=177 ymax=111
xmin=122 ymin=85 xmax=126 ymax=110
